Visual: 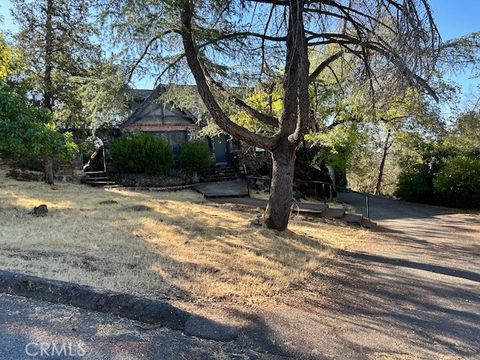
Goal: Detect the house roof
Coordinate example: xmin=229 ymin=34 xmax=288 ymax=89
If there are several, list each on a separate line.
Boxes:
xmin=130 ymin=88 xmax=159 ymax=101
xmin=122 ymin=84 xmax=250 ymax=129
xmin=130 ymin=85 xmax=199 ymax=101
xmin=122 ymin=86 xmax=199 ymax=128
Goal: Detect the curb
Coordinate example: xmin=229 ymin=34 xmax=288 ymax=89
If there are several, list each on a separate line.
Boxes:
xmin=0 ymin=270 xmax=238 ymax=341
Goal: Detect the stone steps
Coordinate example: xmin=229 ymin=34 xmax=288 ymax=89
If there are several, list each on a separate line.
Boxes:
xmin=213 ymin=197 xmax=375 ymax=228
xmin=203 ymin=165 xmax=242 ymax=182
xmin=81 ymin=171 xmax=118 ymax=188
xmin=85 ymin=180 xmax=117 ymax=186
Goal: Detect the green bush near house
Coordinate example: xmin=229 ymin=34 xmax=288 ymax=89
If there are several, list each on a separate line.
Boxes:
xmin=110 ymin=133 xmax=173 ymax=175
xmin=14 ymin=157 xmax=44 ymax=172
xmin=179 ymin=140 xmax=212 ymax=175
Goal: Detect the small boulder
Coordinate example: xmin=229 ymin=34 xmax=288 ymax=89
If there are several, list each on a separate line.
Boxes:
xmin=30 ymin=205 xmax=48 ymax=217
xmin=248 ymin=215 xmax=263 ymax=227
xmin=361 ymin=218 xmax=377 ymax=229
xmin=99 ymin=200 xmax=118 ymax=205
xmin=125 ymin=205 xmax=152 ymax=212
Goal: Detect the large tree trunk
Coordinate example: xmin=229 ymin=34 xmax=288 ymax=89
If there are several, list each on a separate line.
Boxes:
xmin=264 ymin=143 xmax=296 ymax=231
xmin=180 ymin=0 xmax=308 ymax=231
xmin=374 ymin=128 xmax=392 ymax=195
xmin=43 ymin=158 xmax=55 ymax=185
xmin=263 ymin=0 xmax=308 ymax=231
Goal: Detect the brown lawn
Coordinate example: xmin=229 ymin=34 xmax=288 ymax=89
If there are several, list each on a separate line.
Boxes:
xmin=0 ymin=167 xmax=372 ymax=304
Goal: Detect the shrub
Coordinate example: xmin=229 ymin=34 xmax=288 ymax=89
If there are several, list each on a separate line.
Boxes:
xmin=179 ymin=140 xmax=212 ymax=175
xmin=433 ymin=156 xmax=480 ymax=209
xmin=110 ymin=133 xmax=173 ymax=175
xmin=14 ymin=157 xmax=44 ymax=172
xmin=395 ymin=165 xmax=436 ymax=204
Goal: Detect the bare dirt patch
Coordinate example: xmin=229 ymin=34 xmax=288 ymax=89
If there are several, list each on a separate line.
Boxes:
xmin=0 ymin=167 xmax=373 ymax=304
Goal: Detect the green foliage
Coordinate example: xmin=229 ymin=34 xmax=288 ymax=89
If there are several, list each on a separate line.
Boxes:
xmin=442 ymin=111 xmax=480 ymax=155
xmin=306 ymin=123 xmax=364 ymax=172
xmin=231 ymin=86 xmax=283 ymax=134
xmin=14 ymin=157 xmax=44 ymax=172
xmin=395 ymin=135 xmax=480 ymax=209
xmin=70 ymin=62 xmax=130 ymax=130
xmin=12 ymin=0 xmax=103 ymax=127
xmin=0 ymin=34 xmax=23 ymax=79
xmin=110 ymin=133 xmax=173 ymax=175
xmin=307 ymin=47 xmax=449 ymax=195
xmin=433 ymin=156 xmax=480 ymax=209
xmin=179 ymin=140 xmax=212 ymax=175
xmin=0 ymin=83 xmax=78 ymax=163
xmin=78 ymin=138 xmax=96 ymax=157
xmin=395 ymin=165 xmax=435 ymax=204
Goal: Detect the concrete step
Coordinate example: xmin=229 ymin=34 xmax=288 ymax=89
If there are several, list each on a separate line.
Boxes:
xmin=210 ymin=174 xmax=238 ymax=178
xmin=193 ymin=179 xmax=249 ymax=198
xmin=203 ymin=177 xmax=242 ymax=183
xmin=209 ymin=173 xmax=239 ymax=178
xmin=212 ymin=166 xmax=236 ymax=171
xmin=84 ymin=171 xmax=107 ymax=176
xmin=85 ymin=181 xmax=117 ymax=187
xmin=208 ymin=166 xmax=238 ymax=176
xmin=343 ymin=213 xmax=363 ymax=225
xmin=206 ymin=173 xmax=241 ymax=179
xmin=293 ymin=203 xmax=328 ymax=216
xmin=84 ymin=176 xmax=110 ymax=181
xmin=209 ymin=171 xmax=239 ymax=176
xmin=103 ymin=185 xmax=122 ymax=189
xmin=321 ymin=208 xmax=346 ymax=219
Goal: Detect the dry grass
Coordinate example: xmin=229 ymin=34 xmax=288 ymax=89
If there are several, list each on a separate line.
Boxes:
xmin=0 ymin=167 xmax=371 ymax=303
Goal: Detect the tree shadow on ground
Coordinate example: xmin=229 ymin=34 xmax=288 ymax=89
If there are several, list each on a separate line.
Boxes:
xmin=276 ymin=246 xmax=480 ymax=358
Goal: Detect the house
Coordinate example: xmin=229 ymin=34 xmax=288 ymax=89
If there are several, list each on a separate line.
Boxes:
xmin=121 ymin=88 xmax=236 ymax=165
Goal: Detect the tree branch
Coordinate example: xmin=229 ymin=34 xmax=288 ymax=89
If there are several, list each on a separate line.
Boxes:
xmin=127 ymin=30 xmax=179 ymax=84
xmin=308 ymin=51 xmax=344 ymax=82
xmin=202 ymin=67 xmax=279 ymax=127
xmin=180 ymin=0 xmax=279 ymax=150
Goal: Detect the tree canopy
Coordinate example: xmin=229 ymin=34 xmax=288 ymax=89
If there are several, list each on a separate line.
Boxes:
xmin=97 ymin=0 xmax=451 ymax=229
xmin=2 ymin=0 xmax=479 ymax=219
xmin=0 ymin=83 xmax=78 ymax=183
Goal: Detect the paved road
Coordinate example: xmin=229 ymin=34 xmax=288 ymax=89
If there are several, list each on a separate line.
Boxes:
xmin=246 ymin=194 xmax=480 ymax=359
xmin=0 ymin=293 xmax=267 ymax=360
xmin=338 ymin=191 xmax=456 ymax=220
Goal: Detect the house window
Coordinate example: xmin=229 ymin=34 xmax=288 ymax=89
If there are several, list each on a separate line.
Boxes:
xmin=152 ymin=131 xmax=187 ymax=154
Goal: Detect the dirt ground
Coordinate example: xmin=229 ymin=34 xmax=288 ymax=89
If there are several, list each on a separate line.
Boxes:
xmin=0 ymin=167 xmax=371 ymax=304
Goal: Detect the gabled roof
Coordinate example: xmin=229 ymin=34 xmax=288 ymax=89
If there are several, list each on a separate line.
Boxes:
xmin=122 ymin=87 xmax=198 ymax=128
xmin=130 ymin=88 xmax=159 ymax=101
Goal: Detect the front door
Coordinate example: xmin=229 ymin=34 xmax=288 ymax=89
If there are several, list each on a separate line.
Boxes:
xmin=213 ymin=135 xmax=228 ymax=164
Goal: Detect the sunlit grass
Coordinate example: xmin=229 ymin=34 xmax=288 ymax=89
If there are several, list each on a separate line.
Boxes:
xmin=0 ymin=166 xmax=371 ymax=303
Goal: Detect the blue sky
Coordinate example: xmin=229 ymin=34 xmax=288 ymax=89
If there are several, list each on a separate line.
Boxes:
xmin=428 ymin=0 xmax=480 ymax=104
xmin=1 ymin=0 xmax=479 ymax=105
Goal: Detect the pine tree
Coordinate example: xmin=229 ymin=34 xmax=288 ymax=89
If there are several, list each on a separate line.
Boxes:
xmin=12 ymin=0 xmax=100 ymax=124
